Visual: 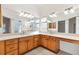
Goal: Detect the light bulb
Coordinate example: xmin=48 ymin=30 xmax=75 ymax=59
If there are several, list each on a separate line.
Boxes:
xmin=64 ymin=10 xmax=69 ymax=15
xmin=27 ymin=15 xmax=34 ymax=19
xmin=27 ymin=15 xmax=32 ymax=18
xmin=23 ymin=14 xmax=29 ymax=17
xmin=70 ymin=9 xmax=74 ymax=13
xmin=49 ymin=15 xmax=53 ymax=17
xmin=19 ymin=12 xmax=24 ymax=16
xmin=53 ymin=14 xmax=57 ymax=17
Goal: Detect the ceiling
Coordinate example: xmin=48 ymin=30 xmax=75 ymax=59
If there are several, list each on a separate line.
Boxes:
xmin=2 ymin=4 xmax=79 ymax=18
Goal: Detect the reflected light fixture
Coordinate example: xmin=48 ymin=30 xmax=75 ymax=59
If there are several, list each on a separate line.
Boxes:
xmin=53 ymin=14 xmax=57 ymax=17
xmin=23 ymin=12 xmax=30 ymax=17
xmin=23 ymin=13 xmax=29 ymax=17
xmin=69 ymin=7 xmax=74 ymax=13
xmin=19 ymin=11 xmax=24 ymax=16
xmin=27 ymin=15 xmax=34 ymax=19
xmin=64 ymin=9 xmax=69 ymax=15
xmin=49 ymin=12 xmax=57 ymax=18
xmin=49 ymin=14 xmax=53 ymax=17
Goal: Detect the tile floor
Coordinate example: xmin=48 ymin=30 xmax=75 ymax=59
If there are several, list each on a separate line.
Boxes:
xmin=25 ymin=47 xmax=71 ymax=55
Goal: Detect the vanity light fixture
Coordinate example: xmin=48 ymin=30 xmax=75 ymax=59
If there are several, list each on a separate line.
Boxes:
xmin=53 ymin=14 xmax=57 ymax=17
xmin=19 ymin=11 xmax=34 ymax=19
xmin=23 ymin=13 xmax=29 ymax=17
xmin=49 ymin=12 xmax=57 ymax=18
xmin=27 ymin=15 xmax=34 ymax=19
xmin=19 ymin=11 xmax=24 ymax=16
xmin=64 ymin=7 xmax=75 ymax=15
xmin=69 ymin=7 xmax=75 ymax=13
xmin=64 ymin=9 xmax=69 ymax=15
xmin=49 ymin=14 xmax=53 ymax=17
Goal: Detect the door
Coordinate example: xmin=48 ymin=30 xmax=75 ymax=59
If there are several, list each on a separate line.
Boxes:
xmin=69 ymin=17 xmax=76 ymax=33
xmin=58 ymin=21 xmax=65 ymax=33
xmin=3 ymin=16 xmax=11 ymax=33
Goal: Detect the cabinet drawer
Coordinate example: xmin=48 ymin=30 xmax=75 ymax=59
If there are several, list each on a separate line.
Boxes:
xmin=6 ymin=50 xmax=18 ymax=55
xmin=6 ymin=39 xmax=18 ymax=45
xmin=0 ymin=41 xmax=5 ymax=55
xmin=6 ymin=44 xmax=18 ymax=53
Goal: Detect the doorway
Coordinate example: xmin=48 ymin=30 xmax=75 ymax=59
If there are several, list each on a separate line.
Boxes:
xmin=3 ymin=16 xmax=11 ymax=33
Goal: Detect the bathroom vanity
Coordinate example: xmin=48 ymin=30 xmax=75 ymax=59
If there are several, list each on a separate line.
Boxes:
xmin=0 ymin=32 xmax=79 ymax=55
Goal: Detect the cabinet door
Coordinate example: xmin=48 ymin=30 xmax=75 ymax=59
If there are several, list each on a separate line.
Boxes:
xmin=48 ymin=22 xmax=56 ymax=29
xmin=33 ymin=35 xmax=40 ymax=48
xmin=0 ymin=41 xmax=5 ymax=55
xmin=41 ymin=35 xmax=49 ymax=48
xmin=19 ymin=38 xmax=28 ymax=54
xmin=27 ymin=36 xmax=34 ymax=50
xmin=48 ymin=36 xmax=60 ymax=53
xmin=48 ymin=37 xmax=55 ymax=51
xmin=6 ymin=44 xmax=18 ymax=53
xmin=34 ymin=38 xmax=39 ymax=47
xmin=54 ymin=38 xmax=60 ymax=52
xmin=41 ymin=38 xmax=48 ymax=47
xmin=5 ymin=39 xmax=18 ymax=55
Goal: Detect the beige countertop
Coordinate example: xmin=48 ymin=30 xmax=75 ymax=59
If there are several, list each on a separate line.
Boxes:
xmin=0 ymin=31 xmax=79 ymax=41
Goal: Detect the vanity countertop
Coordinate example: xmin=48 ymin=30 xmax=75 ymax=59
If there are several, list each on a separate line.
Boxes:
xmin=0 ymin=31 xmax=79 ymax=41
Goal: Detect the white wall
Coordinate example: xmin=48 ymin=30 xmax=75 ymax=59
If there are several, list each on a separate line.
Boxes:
xmin=76 ymin=17 xmax=79 ymax=34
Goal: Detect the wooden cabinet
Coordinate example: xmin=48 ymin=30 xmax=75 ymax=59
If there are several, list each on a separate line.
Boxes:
xmin=0 ymin=4 xmax=3 ymax=27
xmin=48 ymin=22 xmax=56 ymax=29
xmin=33 ymin=35 xmax=40 ymax=48
xmin=41 ymin=35 xmax=60 ymax=53
xmin=6 ymin=50 xmax=18 ymax=55
xmin=0 ymin=41 xmax=5 ymax=55
xmin=19 ymin=36 xmax=35 ymax=55
xmin=19 ymin=37 xmax=28 ymax=54
xmin=41 ymin=35 xmax=49 ymax=48
xmin=5 ymin=39 xmax=18 ymax=55
xmin=0 ymin=34 xmax=60 ymax=55
xmin=6 ymin=39 xmax=18 ymax=45
xmin=48 ymin=36 xmax=60 ymax=53
xmin=27 ymin=36 xmax=34 ymax=50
